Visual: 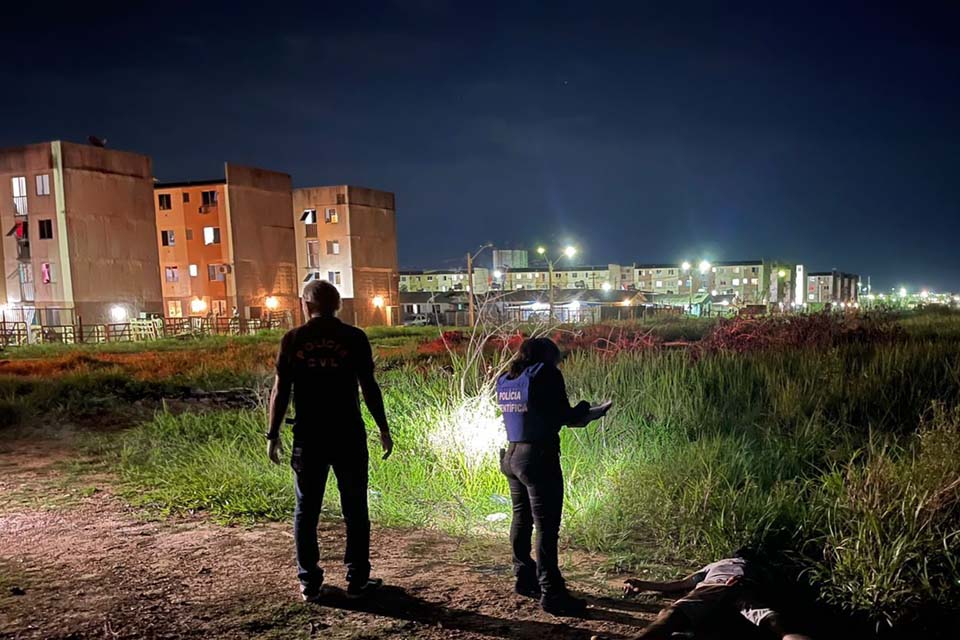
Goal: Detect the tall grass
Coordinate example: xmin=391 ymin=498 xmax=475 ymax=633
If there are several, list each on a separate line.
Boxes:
xmin=108 ymin=328 xmax=960 ymax=630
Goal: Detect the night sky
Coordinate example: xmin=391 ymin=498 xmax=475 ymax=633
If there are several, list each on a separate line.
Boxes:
xmin=3 ymin=1 xmax=957 ymax=291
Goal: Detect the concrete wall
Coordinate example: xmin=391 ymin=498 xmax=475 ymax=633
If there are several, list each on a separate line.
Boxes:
xmin=59 ymin=142 xmax=162 ymax=323
xmin=225 ymin=163 xmax=298 ymax=319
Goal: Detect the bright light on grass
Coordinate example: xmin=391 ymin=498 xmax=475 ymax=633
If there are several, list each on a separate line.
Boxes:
xmin=428 ymin=395 xmax=504 ymax=466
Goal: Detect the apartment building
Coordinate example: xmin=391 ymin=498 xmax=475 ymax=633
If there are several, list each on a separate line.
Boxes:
xmin=807 ymin=270 xmax=860 ymax=306
xmin=502 ymin=264 xmax=621 ymax=291
xmin=154 ymin=164 xmax=298 ymax=320
xmin=399 ymin=268 xmax=490 ymax=294
xmin=293 ymin=186 xmax=398 ymax=326
xmin=491 ymin=249 xmax=528 ymax=271
xmin=0 ymin=140 xmax=162 ymax=325
xmin=633 ymin=260 xmax=789 ymax=305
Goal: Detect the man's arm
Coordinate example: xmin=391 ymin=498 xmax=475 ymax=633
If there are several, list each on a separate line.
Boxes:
xmin=266 ymin=372 xmax=292 ymax=464
xmin=357 ymin=333 xmax=393 ymax=459
xmin=624 ymin=573 xmax=701 ymax=595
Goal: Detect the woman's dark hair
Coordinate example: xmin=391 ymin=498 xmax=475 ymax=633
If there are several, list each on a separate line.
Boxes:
xmin=507 ymin=337 xmax=561 ymax=378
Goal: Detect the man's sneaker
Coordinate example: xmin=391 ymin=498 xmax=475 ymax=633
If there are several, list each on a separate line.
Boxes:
xmin=514 ymin=579 xmax=541 ymax=599
xmin=300 ymin=581 xmax=324 ymax=603
xmin=346 ymin=578 xmax=384 ymax=599
xmin=540 ymin=590 xmax=587 ymax=617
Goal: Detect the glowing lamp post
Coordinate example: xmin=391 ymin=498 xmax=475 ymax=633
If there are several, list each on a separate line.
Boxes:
xmin=537 ymin=244 xmax=577 ymax=320
xmin=190 ymin=298 xmax=207 ymax=315
xmin=109 ymin=305 xmax=128 ymax=323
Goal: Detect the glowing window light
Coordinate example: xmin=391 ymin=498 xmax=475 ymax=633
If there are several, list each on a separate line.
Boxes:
xmin=265 ymin=295 xmax=280 ymax=310
xmin=190 ymin=298 xmax=207 ymax=314
xmin=372 ymin=295 xmax=385 ymax=308
xmin=109 ymin=305 xmax=128 ymax=322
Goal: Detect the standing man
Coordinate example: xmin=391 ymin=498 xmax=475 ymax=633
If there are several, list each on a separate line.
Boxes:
xmin=266 ymin=280 xmax=394 ymax=602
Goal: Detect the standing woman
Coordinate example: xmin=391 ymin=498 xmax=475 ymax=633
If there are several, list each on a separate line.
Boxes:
xmin=496 ymin=337 xmax=612 ymax=616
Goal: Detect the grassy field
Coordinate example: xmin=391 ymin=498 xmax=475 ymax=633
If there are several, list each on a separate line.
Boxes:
xmin=4 ymin=310 xmax=960 ymax=633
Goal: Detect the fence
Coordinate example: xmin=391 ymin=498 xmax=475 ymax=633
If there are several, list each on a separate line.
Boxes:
xmin=0 ymin=313 xmax=292 ymax=349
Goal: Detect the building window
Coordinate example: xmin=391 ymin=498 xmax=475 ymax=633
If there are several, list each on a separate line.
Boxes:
xmin=12 ymin=176 xmax=27 ymax=215
xmin=208 ymin=264 xmax=225 ymax=281
xmin=326 ymin=240 xmax=340 ymax=255
xmin=38 ymin=219 xmax=53 ymax=239
xmin=189 ymin=264 xmax=198 ymax=277
xmin=185 ymin=229 xmax=194 ymax=241
xmin=325 ymin=208 xmax=339 ymax=224
xmin=203 ymin=227 xmax=221 ymax=245
xmin=167 ymin=300 xmax=183 ymax=317
xmin=327 ymin=270 xmax=342 ymax=285
xmin=201 ymin=190 xmax=218 ymax=206
xmin=158 ymin=193 xmax=172 ymax=210
xmin=751 ymin=278 xmax=759 ymax=285
xmin=733 ymin=278 xmax=740 ymax=286
xmin=161 ymin=230 xmax=175 ymax=246
xmin=336 ymin=193 xmax=346 ymax=205
xmin=300 ymin=209 xmax=317 ymax=223
xmin=35 ymin=174 xmax=50 ymax=196
xmin=303 ymin=271 xmax=320 ymax=283
xmin=182 ymin=192 xmax=190 ymax=203
xmin=41 ymin=262 xmax=53 ymax=284
xmin=165 ymin=266 xmax=179 ymax=282
xmin=677 ymin=280 xmax=683 ymax=287
xmin=655 ymin=280 xmax=663 ymax=288
xmin=306 ymin=240 xmax=320 ymax=268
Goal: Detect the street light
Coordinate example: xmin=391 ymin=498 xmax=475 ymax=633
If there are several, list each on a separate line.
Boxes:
xmin=601 ymin=282 xmax=612 ymax=292
xmin=372 ymin=295 xmax=385 ymax=308
xmin=681 ymin=261 xmax=692 ymax=272
xmin=264 ymin=296 xmax=280 ymax=311
xmin=698 ymin=260 xmax=711 ymax=274
xmin=536 ymin=244 xmax=578 ymax=320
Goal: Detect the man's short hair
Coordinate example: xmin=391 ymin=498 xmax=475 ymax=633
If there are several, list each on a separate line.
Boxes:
xmin=303 ymin=280 xmax=341 ymax=315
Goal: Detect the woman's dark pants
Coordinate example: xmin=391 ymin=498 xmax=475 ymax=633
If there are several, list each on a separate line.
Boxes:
xmin=500 ymin=442 xmax=565 ymax=595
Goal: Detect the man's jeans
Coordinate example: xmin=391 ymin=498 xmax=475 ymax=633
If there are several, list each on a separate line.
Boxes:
xmin=500 ymin=441 xmax=565 ymax=595
xmin=292 ymin=444 xmax=371 ymax=588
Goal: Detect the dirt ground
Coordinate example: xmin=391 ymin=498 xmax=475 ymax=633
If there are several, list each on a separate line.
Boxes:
xmin=0 ymin=440 xmax=663 ymax=640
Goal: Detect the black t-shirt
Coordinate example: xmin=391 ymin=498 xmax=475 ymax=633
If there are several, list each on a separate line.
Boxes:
xmin=276 ymin=316 xmax=374 ymax=445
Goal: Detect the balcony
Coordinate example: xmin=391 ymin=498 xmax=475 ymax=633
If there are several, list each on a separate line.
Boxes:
xmin=16 ymin=240 xmax=30 ymax=261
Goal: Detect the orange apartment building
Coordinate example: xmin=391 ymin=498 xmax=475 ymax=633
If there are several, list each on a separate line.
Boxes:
xmin=292 ymin=186 xmax=398 ymax=326
xmin=0 ymin=140 xmax=162 ymax=326
xmin=154 ymin=163 xmax=298 ymax=320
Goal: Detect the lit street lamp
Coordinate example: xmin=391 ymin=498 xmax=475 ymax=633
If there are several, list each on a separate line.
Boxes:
xmin=537 ymin=245 xmax=577 ymax=320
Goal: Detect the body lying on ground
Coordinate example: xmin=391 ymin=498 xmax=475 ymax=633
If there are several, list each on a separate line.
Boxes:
xmin=623 ymin=552 xmax=812 ymax=640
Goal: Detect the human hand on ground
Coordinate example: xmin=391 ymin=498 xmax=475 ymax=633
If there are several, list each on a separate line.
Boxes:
xmin=380 ymin=430 xmax=394 ymax=460
xmin=267 ymin=437 xmax=283 ymax=465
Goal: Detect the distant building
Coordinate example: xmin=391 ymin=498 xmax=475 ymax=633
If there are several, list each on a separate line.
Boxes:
xmin=154 ymin=164 xmax=298 ymax=321
xmin=492 ymin=249 xmax=528 ymax=271
xmin=633 ymin=260 xmax=796 ymax=306
xmin=502 ymin=264 xmax=622 ymax=291
xmin=293 ymin=186 xmax=398 ymax=326
xmin=400 ymin=268 xmax=490 ymax=294
xmin=0 ymin=140 xmax=162 ymax=325
xmin=807 ymin=270 xmax=860 ymax=306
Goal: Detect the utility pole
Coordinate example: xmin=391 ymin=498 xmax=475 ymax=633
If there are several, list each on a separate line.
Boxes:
xmin=467 ymin=251 xmax=474 ymax=327
xmin=547 ymin=259 xmax=555 ymax=319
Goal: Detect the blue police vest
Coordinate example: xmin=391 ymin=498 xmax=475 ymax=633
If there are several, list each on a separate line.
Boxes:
xmin=496 ymin=363 xmax=547 ymax=442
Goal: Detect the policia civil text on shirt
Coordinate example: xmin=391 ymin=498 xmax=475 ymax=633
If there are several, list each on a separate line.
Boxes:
xmin=266 ymin=280 xmax=394 ymax=604
xmin=496 ymin=337 xmax=612 ymax=617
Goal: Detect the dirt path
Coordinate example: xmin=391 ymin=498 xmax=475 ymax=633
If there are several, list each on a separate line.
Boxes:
xmin=0 ymin=441 xmax=661 ymax=639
